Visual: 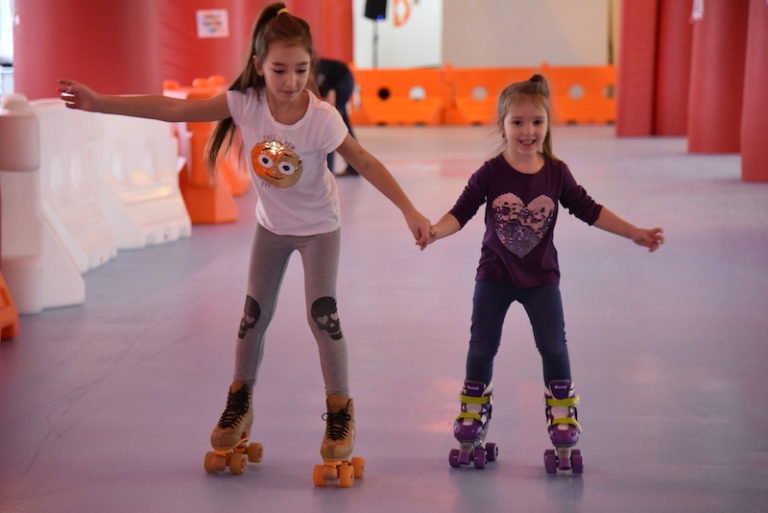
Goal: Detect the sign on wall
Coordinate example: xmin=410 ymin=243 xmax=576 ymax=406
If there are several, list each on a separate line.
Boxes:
xmin=196 ymin=9 xmax=230 ymax=39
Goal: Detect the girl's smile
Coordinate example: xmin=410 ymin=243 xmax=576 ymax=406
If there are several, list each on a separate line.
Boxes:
xmin=502 ymin=100 xmax=549 ymax=157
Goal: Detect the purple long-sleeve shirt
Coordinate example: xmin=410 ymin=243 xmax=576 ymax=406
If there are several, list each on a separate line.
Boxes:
xmin=449 ymin=154 xmax=603 ymax=288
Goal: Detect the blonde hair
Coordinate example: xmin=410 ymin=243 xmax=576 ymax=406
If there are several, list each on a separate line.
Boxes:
xmin=496 ymin=74 xmax=557 ymax=161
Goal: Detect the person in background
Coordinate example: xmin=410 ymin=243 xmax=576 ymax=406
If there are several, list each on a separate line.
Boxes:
xmin=317 ymin=58 xmax=358 ymax=176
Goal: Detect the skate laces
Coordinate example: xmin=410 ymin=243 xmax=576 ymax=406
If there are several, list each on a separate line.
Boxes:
xmin=322 ymin=408 xmax=351 ymax=441
xmin=217 ymin=386 xmax=250 ymax=429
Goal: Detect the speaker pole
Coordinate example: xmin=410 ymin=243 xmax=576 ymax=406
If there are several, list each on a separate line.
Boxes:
xmin=364 ymin=0 xmax=386 ymax=68
xmin=372 ymin=20 xmax=379 ymax=68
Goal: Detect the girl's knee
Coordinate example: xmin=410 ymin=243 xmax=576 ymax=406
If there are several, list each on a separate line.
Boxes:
xmin=468 ymin=338 xmax=499 ymax=360
xmin=537 ymin=339 xmax=569 ymax=359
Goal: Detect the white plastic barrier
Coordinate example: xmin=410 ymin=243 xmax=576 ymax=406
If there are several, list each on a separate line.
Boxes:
xmin=0 ymin=95 xmax=192 ymax=314
xmin=0 ymin=94 xmax=85 ymax=313
xmin=95 ymin=113 xmax=191 ymax=249
xmin=33 ymin=98 xmax=117 ymax=273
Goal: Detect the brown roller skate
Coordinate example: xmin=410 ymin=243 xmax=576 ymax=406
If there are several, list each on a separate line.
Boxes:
xmin=204 ymin=382 xmax=263 ymax=475
xmin=313 ymin=395 xmax=365 ymax=488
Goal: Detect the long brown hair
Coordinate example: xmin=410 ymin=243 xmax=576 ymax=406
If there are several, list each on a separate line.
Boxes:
xmin=496 ymin=74 xmax=557 ymax=161
xmin=205 ymin=3 xmax=317 ymax=174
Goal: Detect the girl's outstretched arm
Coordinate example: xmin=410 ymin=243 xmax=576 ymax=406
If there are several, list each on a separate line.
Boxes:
xmin=593 ymin=207 xmax=665 ymax=252
xmin=57 ymin=79 xmax=231 ymax=122
xmin=336 ymin=135 xmax=431 ymax=249
xmin=427 ymin=213 xmax=461 ymax=247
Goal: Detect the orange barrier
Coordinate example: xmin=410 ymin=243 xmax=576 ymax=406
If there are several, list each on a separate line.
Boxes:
xmin=220 ymin=131 xmax=251 ymax=197
xmin=349 ymin=68 xmax=449 ymax=126
xmin=350 ymin=65 xmax=617 ymax=126
xmin=0 ymin=272 xmax=19 ymax=341
xmin=176 ymin=76 xmax=250 ymax=197
xmin=443 ymin=65 xmax=536 ymax=125
xmin=163 ymin=78 xmax=239 ymax=224
xmin=540 ymin=64 xmax=617 ymax=125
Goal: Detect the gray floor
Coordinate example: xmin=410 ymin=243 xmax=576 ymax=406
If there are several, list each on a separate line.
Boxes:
xmin=1 ymin=126 xmax=767 ymax=513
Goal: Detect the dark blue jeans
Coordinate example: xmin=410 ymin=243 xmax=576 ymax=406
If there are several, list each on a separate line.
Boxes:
xmin=466 ymin=280 xmax=572 ymax=386
xmin=326 ymin=71 xmax=356 ymax=172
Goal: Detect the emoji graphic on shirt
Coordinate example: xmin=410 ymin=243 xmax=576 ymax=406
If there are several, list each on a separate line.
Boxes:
xmin=251 ymin=140 xmax=303 ymax=188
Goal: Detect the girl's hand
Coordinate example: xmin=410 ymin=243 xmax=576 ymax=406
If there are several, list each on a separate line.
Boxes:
xmin=404 ymin=209 xmax=431 ymax=250
xmin=422 ymin=214 xmax=460 ymax=250
xmin=416 ymin=226 xmax=437 ymax=250
xmin=426 ymin=226 xmax=439 ymax=247
xmin=632 ymin=227 xmax=665 ymax=252
xmin=57 ymin=80 xmax=98 ymax=111
xmin=420 ymin=225 xmax=441 ymax=249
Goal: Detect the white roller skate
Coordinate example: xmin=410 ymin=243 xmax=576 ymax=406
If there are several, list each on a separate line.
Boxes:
xmin=543 ymin=380 xmax=583 ymax=474
xmin=204 ymin=382 xmax=263 ymax=475
xmin=449 ymin=381 xmax=498 ymax=469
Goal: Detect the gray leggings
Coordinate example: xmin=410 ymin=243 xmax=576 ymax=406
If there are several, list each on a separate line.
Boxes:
xmin=233 ymin=224 xmax=349 ymax=396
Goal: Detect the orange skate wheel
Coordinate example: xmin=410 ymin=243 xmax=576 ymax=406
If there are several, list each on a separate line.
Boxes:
xmin=338 ymin=462 xmax=354 ymax=488
xmin=204 ymin=451 xmax=226 ymax=473
xmin=313 ymin=464 xmax=327 ymax=487
xmin=247 ymin=442 xmax=263 ymax=463
xmin=351 ymin=457 xmax=365 ymax=479
xmin=322 ymin=464 xmax=337 ymax=481
xmin=229 ymin=453 xmax=247 ymax=475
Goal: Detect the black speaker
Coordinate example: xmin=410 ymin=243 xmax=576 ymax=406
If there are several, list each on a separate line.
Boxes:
xmin=364 ymin=0 xmax=387 ymax=20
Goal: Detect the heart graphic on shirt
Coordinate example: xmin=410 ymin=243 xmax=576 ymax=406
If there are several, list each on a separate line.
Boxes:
xmin=492 ymin=193 xmax=555 ymax=257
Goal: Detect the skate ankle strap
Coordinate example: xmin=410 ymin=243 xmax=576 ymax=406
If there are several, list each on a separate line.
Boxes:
xmin=546 ymin=396 xmax=579 ymax=407
xmin=455 ymin=412 xmax=483 ymax=422
xmin=460 ymin=393 xmax=490 ymax=404
xmin=551 ymin=417 xmax=582 ymax=431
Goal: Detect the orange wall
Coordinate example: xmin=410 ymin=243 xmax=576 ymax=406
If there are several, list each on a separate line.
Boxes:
xmin=13 ymin=0 xmax=163 ymax=98
xmin=687 ymin=0 xmax=749 ymax=153
xmin=291 ymin=0 xmax=353 ymax=63
xmin=12 ymin=0 xmax=352 ymax=99
xmin=741 ymin=0 xmax=768 ymax=181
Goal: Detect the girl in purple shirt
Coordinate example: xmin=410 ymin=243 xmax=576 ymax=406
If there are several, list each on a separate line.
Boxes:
xmin=428 ymin=75 xmax=664 ymax=473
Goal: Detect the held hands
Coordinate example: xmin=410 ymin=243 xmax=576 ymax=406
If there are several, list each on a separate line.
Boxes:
xmin=424 ymin=225 xmax=439 ymax=248
xmin=419 ymin=214 xmax=460 ymax=250
xmin=57 ymin=80 xmax=98 ymax=111
xmin=421 ymin=214 xmax=460 ymax=250
xmin=403 ymin=209 xmax=431 ymax=250
xmin=631 ymin=227 xmax=665 ymax=253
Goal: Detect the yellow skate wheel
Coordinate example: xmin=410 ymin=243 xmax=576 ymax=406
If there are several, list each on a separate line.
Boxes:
xmin=313 ymin=464 xmax=327 ymax=487
xmin=204 ymin=451 xmax=226 ymax=473
xmin=339 ymin=462 xmax=354 ymax=488
xmin=229 ymin=453 xmax=247 ymax=475
xmin=351 ymin=457 xmax=365 ymax=479
xmin=247 ymin=442 xmax=263 ymax=463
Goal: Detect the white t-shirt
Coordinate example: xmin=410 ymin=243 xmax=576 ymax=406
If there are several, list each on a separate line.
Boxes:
xmin=227 ymin=89 xmax=348 ymax=236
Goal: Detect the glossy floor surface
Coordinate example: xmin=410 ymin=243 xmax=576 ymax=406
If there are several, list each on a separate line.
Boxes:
xmin=2 ymin=126 xmax=767 ymax=513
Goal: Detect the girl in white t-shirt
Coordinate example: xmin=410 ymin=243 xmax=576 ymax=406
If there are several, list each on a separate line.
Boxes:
xmin=59 ymin=2 xmax=430 ymax=479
